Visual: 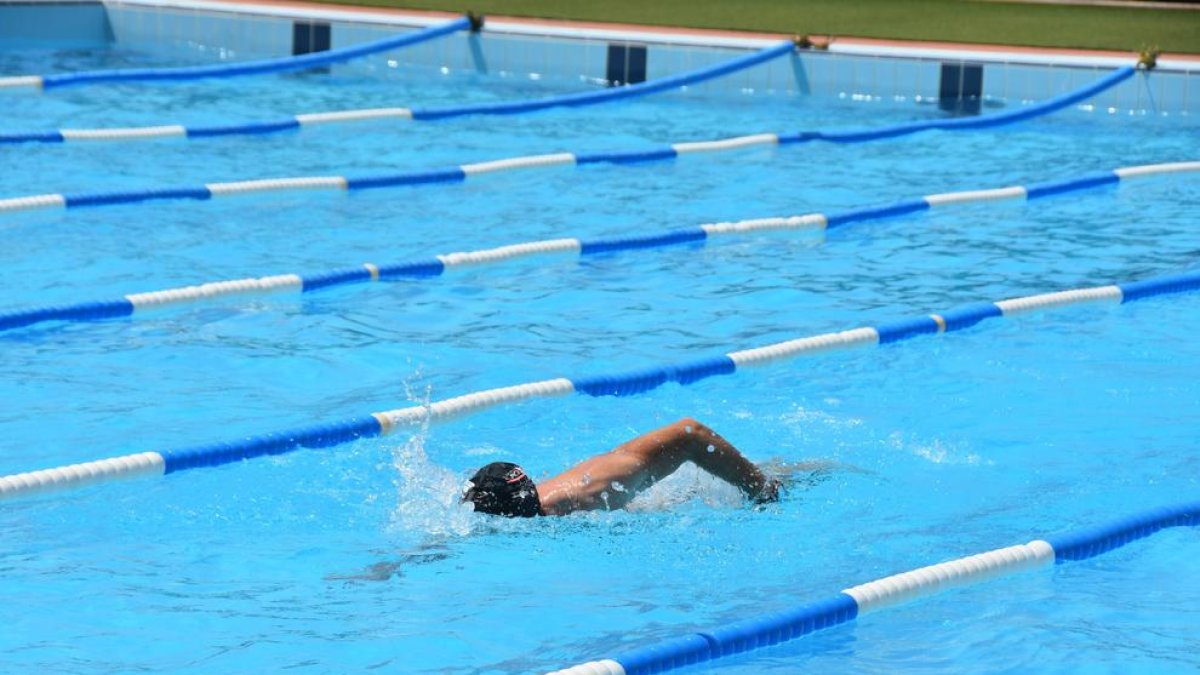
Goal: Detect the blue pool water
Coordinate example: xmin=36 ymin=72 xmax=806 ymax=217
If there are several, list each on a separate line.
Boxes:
xmin=1 ymin=38 xmax=1199 ymax=674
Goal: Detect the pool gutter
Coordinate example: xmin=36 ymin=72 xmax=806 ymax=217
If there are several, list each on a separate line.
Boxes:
xmin=102 ymin=0 xmax=1200 ymax=71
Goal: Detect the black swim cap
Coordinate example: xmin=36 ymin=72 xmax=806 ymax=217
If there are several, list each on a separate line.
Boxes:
xmin=462 ymin=462 xmax=542 ymax=518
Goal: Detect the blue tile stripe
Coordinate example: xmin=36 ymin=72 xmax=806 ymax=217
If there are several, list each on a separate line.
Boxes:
xmin=2 ymin=163 xmax=1194 ymax=334
xmin=3 ymin=270 xmax=1197 ymax=502
xmin=551 ymin=500 xmax=1199 ymax=675
xmin=0 ymin=61 xmax=1132 ymax=147
xmin=28 ymin=17 xmax=471 ymax=90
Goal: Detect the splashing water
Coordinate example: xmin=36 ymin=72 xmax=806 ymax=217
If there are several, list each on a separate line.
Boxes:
xmin=888 ymin=432 xmax=988 ymax=466
xmin=388 ymin=425 xmax=476 ymax=542
xmin=625 ymin=464 xmax=744 ymax=512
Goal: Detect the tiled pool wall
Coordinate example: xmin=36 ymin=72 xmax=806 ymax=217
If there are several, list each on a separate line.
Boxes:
xmin=0 ymin=1 xmax=113 ymax=47
xmin=1 ymin=0 xmax=1195 ymax=115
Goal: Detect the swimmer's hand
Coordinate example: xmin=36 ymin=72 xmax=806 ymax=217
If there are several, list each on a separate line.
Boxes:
xmin=751 ymin=476 xmax=783 ymax=504
xmin=748 ymin=458 xmax=868 ymax=504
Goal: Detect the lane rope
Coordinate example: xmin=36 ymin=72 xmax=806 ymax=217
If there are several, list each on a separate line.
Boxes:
xmin=0 ymin=16 xmax=474 ymax=92
xmin=0 ymin=66 xmax=1137 ymax=215
xmin=0 ymin=40 xmax=796 ymax=143
xmin=1 ymin=268 xmax=1197 ymax=500
xmin=547 ymin=499 xmax=1200 ymax=675
xmin=2 ymin=161 xmax=1195 ymax=334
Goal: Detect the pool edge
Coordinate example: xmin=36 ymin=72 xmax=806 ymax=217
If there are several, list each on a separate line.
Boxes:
xmin=101 ymin=0 xmax=1200 ymax=70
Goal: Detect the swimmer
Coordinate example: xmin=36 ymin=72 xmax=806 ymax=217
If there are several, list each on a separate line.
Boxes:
xmin=462 ymin=417 xmax=788 ymax=517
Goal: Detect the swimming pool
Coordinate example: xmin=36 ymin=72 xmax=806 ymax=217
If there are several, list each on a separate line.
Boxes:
xmin=1 ymin=2 xmax=1198 ymax=673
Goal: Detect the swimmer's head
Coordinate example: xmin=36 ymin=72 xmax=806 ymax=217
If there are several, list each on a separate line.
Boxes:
xmin=462 ymin=462 xmax=542 ymax=518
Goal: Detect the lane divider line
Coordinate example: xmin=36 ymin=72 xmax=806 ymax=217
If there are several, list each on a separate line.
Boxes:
xmin=1 ymin=268 xmax=1197 ymax=501
xmin=0 ymin=41 xmax=796 ymax=143
xmin=0 ymin=68 xmax=1136 ymax=214
xmin=548 ymin=500 xmax=1200 ymax=675
xmin=0 ymin=16 xmax=474 ymax=92
xmin=2 ymin=161 xmax=1195 ymax=334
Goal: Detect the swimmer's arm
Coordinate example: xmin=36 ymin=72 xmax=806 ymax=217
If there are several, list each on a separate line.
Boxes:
xmin=663 ymin=417 xmax=776 ymax=501
xmin=608 ymin=417 xmax=776 ymax=502
xmin=538 ymin=417 xmax=776 ymax=514
xmin=537 ymin=449 xmax=650 ymax=514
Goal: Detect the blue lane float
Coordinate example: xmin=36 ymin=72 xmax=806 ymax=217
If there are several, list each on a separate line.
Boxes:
xmin=1 ymin=161 xmax=1195 ymax=334
xmin=0 ymin=16 xmax=474 ymax=92
xmin=0 ymin=59 xmax=1132 ymax=147
xmin=0 ymin=40 xmax=796 ymax=145
xmin=548 ymin=499 xmax=1200 ymax=675
xmin=0 ymin=66 xmax=1142 ymax=215
xmin=407 ymin=39 xmax=796 ymax=120
xmin=1 ymin=267 xmax=1198 ymax=500
xmin=782 ymin=64 xmax=1133 ymax=144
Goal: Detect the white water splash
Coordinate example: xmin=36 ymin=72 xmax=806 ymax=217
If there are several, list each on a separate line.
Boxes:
xmin=889 ymin=432 xmax=989 ymax=466
xmin=780 ymin=405 xmax=864 ymax=430
xmin=387 ymin=430 xmax=476 ymax=540
xmin=462 ymin=443 xmax=505 ymax=457
xmin=624 ymin=464 xmax=744 ymax=512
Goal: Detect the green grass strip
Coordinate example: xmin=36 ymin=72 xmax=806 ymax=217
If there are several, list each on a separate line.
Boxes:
xmin=321 ymin=0 xmax=1199 ymax=54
